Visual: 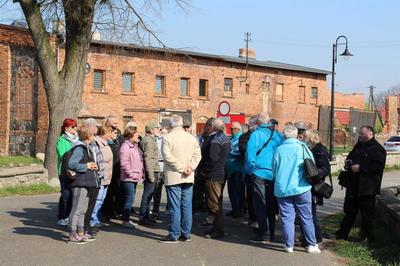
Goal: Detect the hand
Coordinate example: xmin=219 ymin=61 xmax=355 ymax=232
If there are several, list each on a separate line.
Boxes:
xmin=183 ymin=166 xmax=193 ymax=176
xmin=87 ymin=162 xmax=97 ymax=170
xmin=351 ymin=164 xmax=360 ymax=173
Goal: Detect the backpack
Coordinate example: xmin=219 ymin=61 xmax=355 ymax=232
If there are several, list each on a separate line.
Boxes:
xmin=60 ymin=146 xmax=80 ymax=180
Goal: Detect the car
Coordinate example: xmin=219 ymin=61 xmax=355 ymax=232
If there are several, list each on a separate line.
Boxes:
xmin=384 ymin=136 xmax=400 ymax=152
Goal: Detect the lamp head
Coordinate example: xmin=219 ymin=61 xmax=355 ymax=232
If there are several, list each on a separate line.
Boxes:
xmin=340 ymin=47 xmax=353 ymax=61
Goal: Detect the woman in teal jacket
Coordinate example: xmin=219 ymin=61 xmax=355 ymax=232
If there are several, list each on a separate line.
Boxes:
xmin=56 ymin=118 xmax=78 ymax=226
xmin=272 ymin=124 xmax=321 ymax=254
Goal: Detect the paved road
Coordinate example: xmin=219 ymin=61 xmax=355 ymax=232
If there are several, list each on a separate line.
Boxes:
xmin=0 ymin=171 xmax=398 ymax=266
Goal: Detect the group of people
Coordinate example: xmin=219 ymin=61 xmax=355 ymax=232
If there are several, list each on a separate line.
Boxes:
xmin=56 ymin=112 xmax=387 ymax=254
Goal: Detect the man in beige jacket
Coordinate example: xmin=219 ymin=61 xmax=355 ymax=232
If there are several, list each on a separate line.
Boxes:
xmin=160 ymin=115 xmax=201 ymax=243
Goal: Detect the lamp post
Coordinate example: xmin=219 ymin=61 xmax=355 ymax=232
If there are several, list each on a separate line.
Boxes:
xmin=329 ymin=35 xmax=353 ymax=160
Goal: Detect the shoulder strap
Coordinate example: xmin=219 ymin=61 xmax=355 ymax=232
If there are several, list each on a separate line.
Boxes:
xmin=256 ymin=130 xmax=274 ymax=156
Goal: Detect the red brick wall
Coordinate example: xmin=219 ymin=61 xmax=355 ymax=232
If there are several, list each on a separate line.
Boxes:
xmin=0 ymin=44 xmax=11 ymax=156
xmin=334 ymin=92 xmax=365 ymax=110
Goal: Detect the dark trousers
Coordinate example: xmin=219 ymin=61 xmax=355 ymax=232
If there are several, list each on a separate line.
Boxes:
xmin=245 ymin=176 xmax=256 ymax=221
xmin=84 ymin=187 xmax=99 ymax=232
xmin=205 ymin=179 xmax=225 ymax=233
xmin=102 ymin=166 xmax=123 ymax=218
xmin=57 ymin=179 xmax=73 ymax=220
xmin=139 ymin=173 xmax=158 ymax=220
xmin=193 ymin=174 xmax=208 ymax=211
xmin=152 ymin=172 xmax=164 ymax=214
xmin=227 ymin=171 xmax=245 ymax=215
xmin=252 ymin=176 xmax=277 ymax=241
xmin=337 ymin=195 xmax=376 ymax=239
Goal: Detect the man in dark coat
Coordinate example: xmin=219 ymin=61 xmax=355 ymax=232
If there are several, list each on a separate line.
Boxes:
xmin=335 ymin=125 xmax=386 ymax=242
xmin=199 ymin=118 xmax=231 ymax=239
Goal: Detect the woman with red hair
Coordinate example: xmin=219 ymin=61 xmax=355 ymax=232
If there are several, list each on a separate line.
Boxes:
xmin=56 ymin=118 xmax=78 ymax=226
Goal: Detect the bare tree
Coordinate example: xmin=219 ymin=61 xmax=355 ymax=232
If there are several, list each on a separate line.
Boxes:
xmin=375 ymin=84 xmax=400 ymax=107
xmin=4 ymin=0 xmax=189 ymax=180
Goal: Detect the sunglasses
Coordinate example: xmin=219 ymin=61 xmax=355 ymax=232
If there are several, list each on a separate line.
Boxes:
xmin=231 ymin=127 xmax=240 ymax=130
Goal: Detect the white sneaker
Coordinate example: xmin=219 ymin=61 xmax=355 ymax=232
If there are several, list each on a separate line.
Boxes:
xmin=250 ymin=221 xmax=259 ymax=229
xmin=284 ymin=247 xmax=294 ymax=253
xmin=57 ymin=219 xmax=68 ymax=226
xmin=307 ymin=245 xmax=321 ymax=254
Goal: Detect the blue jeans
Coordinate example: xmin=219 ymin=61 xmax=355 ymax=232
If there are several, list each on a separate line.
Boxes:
xmin=252 ymin=177 xmax=277 ymax=240
xmin=277 ymin=191 xmax=316 ymax=248
xmin=91 ymin=185 xmax=109 ymax=225
xmin=166 ymin=183 xmax=193 ymax=239
xmin=57 ymin=178 xmax=72 ymax=220
xmin=228 ymin=171 xmax=245 ymax=214
xmin=121 ymin=181 xmax=137 ymax=222
xmin=139 ymin=178 xmax=156 ymax=220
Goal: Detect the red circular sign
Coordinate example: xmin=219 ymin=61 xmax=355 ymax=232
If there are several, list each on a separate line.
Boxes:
xmin=218 ymin=101 xmax=230 ymax=115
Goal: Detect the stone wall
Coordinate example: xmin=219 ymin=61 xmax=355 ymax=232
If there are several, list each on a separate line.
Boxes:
xmin=377 ymin=186 xmax=400 ymax=240
xmin=331 ymin=151 xmax=400 ymax=174
xmin=0 ymin=165 xmax=48 ymax=188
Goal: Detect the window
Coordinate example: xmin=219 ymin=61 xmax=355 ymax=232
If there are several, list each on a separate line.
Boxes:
xmin=180 ymin=78 xmax=190 ymax=97
xmin=93 ymin=70 xmax=105 ymax=91
xmin=155 ymin=75 xmax=165 ymax=95
xmin=275 ymin=83 xmax=283 ymax=101
xmin=298 ymin=86 xmax=305 ymax=103
xmin=311 ymin=87 xmax=318 ymax=99
xmin=199 ymin=79 xmax=208 ymax=97
xmin=245 ymin=84 xmax=250 ymax=94
xmin=122 ymin=73 xmax=134 ymax=92
xmin=224 ymin=78 xmax=233 ymax=91
xmin=262 ymin=82 xmax=270 ymax=92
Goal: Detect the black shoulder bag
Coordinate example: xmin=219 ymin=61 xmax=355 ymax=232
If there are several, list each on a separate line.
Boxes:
xmin=256 ymin=130 xmax=274 ymax=156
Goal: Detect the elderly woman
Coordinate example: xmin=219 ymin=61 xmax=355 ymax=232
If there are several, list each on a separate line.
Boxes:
xmin=56 ymin=118 xmax=78 ymax=226
xmin=303 ymin=129 xmax=331 ymax=245
xmin=272 ymin=125 xmax=321 ymax=254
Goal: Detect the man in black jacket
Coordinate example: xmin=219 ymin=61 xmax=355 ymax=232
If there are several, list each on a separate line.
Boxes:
xmin=238 ymin=116 xmax=258 ymax=226
xmin=335 ymin=125 xmax=386 ymax=242
xmin=200 ymin=118 xmax=231 ymax=239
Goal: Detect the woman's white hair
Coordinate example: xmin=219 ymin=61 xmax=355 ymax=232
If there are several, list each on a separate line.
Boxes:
xmin=283 ymin=124 xmax=298 ymax=139
xmin=169 ymin=114 xmax=183 ymax=128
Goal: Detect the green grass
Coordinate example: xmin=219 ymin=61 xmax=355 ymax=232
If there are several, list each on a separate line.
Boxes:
xmin=0 ymin=156 xmax=43 ymax=168
xmin=321 ymin=213 xmax=400 ymax=266
xmin=0 ymin=183 xmax=58 ymax=197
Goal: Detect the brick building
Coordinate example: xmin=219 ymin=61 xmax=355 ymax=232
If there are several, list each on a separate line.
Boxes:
xmin=0 ymin=24 xmax=331 ymax=156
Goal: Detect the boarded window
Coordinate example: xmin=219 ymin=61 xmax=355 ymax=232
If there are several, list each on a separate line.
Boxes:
xmin=298 ymin=86 xmax=305 ymax=103
xmin=180 ymin=78 xmax=190 ymax=96
xmin=276 ymin=83 xmax=283 ymax=101
xmin=93 ymin=70 xmax=105 ymax=90
xmin=224 ymin=78 xmax=233 ymax=91
xmin=155 ymin=75 xmax=165 ymax=95
xmin=122 ymin=73 xmax=134 ymax=92
xmin=199 ymin=79 xmax=208 ymax=97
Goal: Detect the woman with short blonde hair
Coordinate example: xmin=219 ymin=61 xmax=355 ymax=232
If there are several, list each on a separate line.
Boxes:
xmin=304 ymin=130 xmax=321 ymax=148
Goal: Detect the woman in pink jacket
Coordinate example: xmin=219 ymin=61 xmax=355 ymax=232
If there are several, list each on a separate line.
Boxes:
xmin=119 ymin=126 xmax=144 ymax=228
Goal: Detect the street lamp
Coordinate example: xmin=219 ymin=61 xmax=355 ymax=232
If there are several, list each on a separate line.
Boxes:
xmin=329 ymin=35 xmax=353 ymax=160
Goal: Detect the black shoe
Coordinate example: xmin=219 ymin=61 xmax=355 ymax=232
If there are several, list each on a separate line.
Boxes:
xmin=178 ymin=235 xmax=191 ymax=242
xmin=138 ymin=219 xmax=154 ymax=226
xmin=204 ymin=231 xmax=225 ymax=239
xmin=159 ymin=235 xmax=179 ymax=244
xmin=249 ymin=236 xmax=268 ymax=244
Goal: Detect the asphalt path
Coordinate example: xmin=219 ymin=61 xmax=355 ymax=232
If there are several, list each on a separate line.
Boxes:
xmin=0 ymin=171 xmax=398 ymax=266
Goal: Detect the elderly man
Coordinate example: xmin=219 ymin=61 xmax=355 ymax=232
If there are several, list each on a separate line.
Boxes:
xmin=102 ymin=115 xmax=124 ymax=221
xmin=200 ymin=118 xmax=231 ymax=239
xmin=160 ymin=115 xmax=201 ymax=243
xmin=335 ymin=126 xmax=386 ymax=243
xmin=139 ymin=121 xmax=160 ymax=225
xmin=226 ymin=122 xmax=244 ymax=218
xmin=272 ymin=124 xmax=320 ymax=253
xmin=245 ymin=112 xmax=283 ymax=243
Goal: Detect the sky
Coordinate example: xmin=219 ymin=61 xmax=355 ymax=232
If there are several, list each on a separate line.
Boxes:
xmin=1 ymin=0 xmax=400 ymax=96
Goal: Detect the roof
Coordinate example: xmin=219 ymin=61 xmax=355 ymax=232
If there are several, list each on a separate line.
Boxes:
xmin=91 ymin=39 xmax=330 ymax=75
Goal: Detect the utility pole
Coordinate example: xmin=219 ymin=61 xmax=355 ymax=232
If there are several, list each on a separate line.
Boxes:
xmin=238 ymin=32 xmax=251 ymax=83
xmin=368 ymin=85 xmax=376 ymax=111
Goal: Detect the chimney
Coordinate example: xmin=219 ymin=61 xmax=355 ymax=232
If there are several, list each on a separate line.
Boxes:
xmin=92 ymin=32 xmax=101 ymax=41
xmin=239 ymin=48 xmax=256 ymax=59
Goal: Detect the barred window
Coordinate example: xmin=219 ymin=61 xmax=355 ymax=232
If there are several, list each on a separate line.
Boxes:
xmin=93 ymin=70 xmax=105 ymax=91
xmin=122 ymin=73 xmax=134 ymax=92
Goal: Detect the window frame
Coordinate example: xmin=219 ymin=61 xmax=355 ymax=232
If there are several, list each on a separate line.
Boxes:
xmin=224 ymin=78 xmax=233 ymax=92
xmin=298 ymin=85 xmax=306 ymax=103
xmin=275 ymin=83 xmax=284 ymax=101
xmin=122 ymin=72 xmax=135 ymax=93
xmin=180 ymin=77 xmax=190 ymax=97
xmin=199 ymin=79 xmax=208 ymax=98
xmin=155 ymin=75 xmax=166 ymax=95
xmin=93 ymin=69 xmax=105 ymax=92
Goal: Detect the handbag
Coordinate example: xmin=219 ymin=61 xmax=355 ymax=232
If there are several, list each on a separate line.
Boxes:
xmin=338 ymin=170 xmax=349 ymax=188
xmin=302 ymin=146 xmax=320 ymax=185
xmin=313 ymin=174 xmax=334 ymax=199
